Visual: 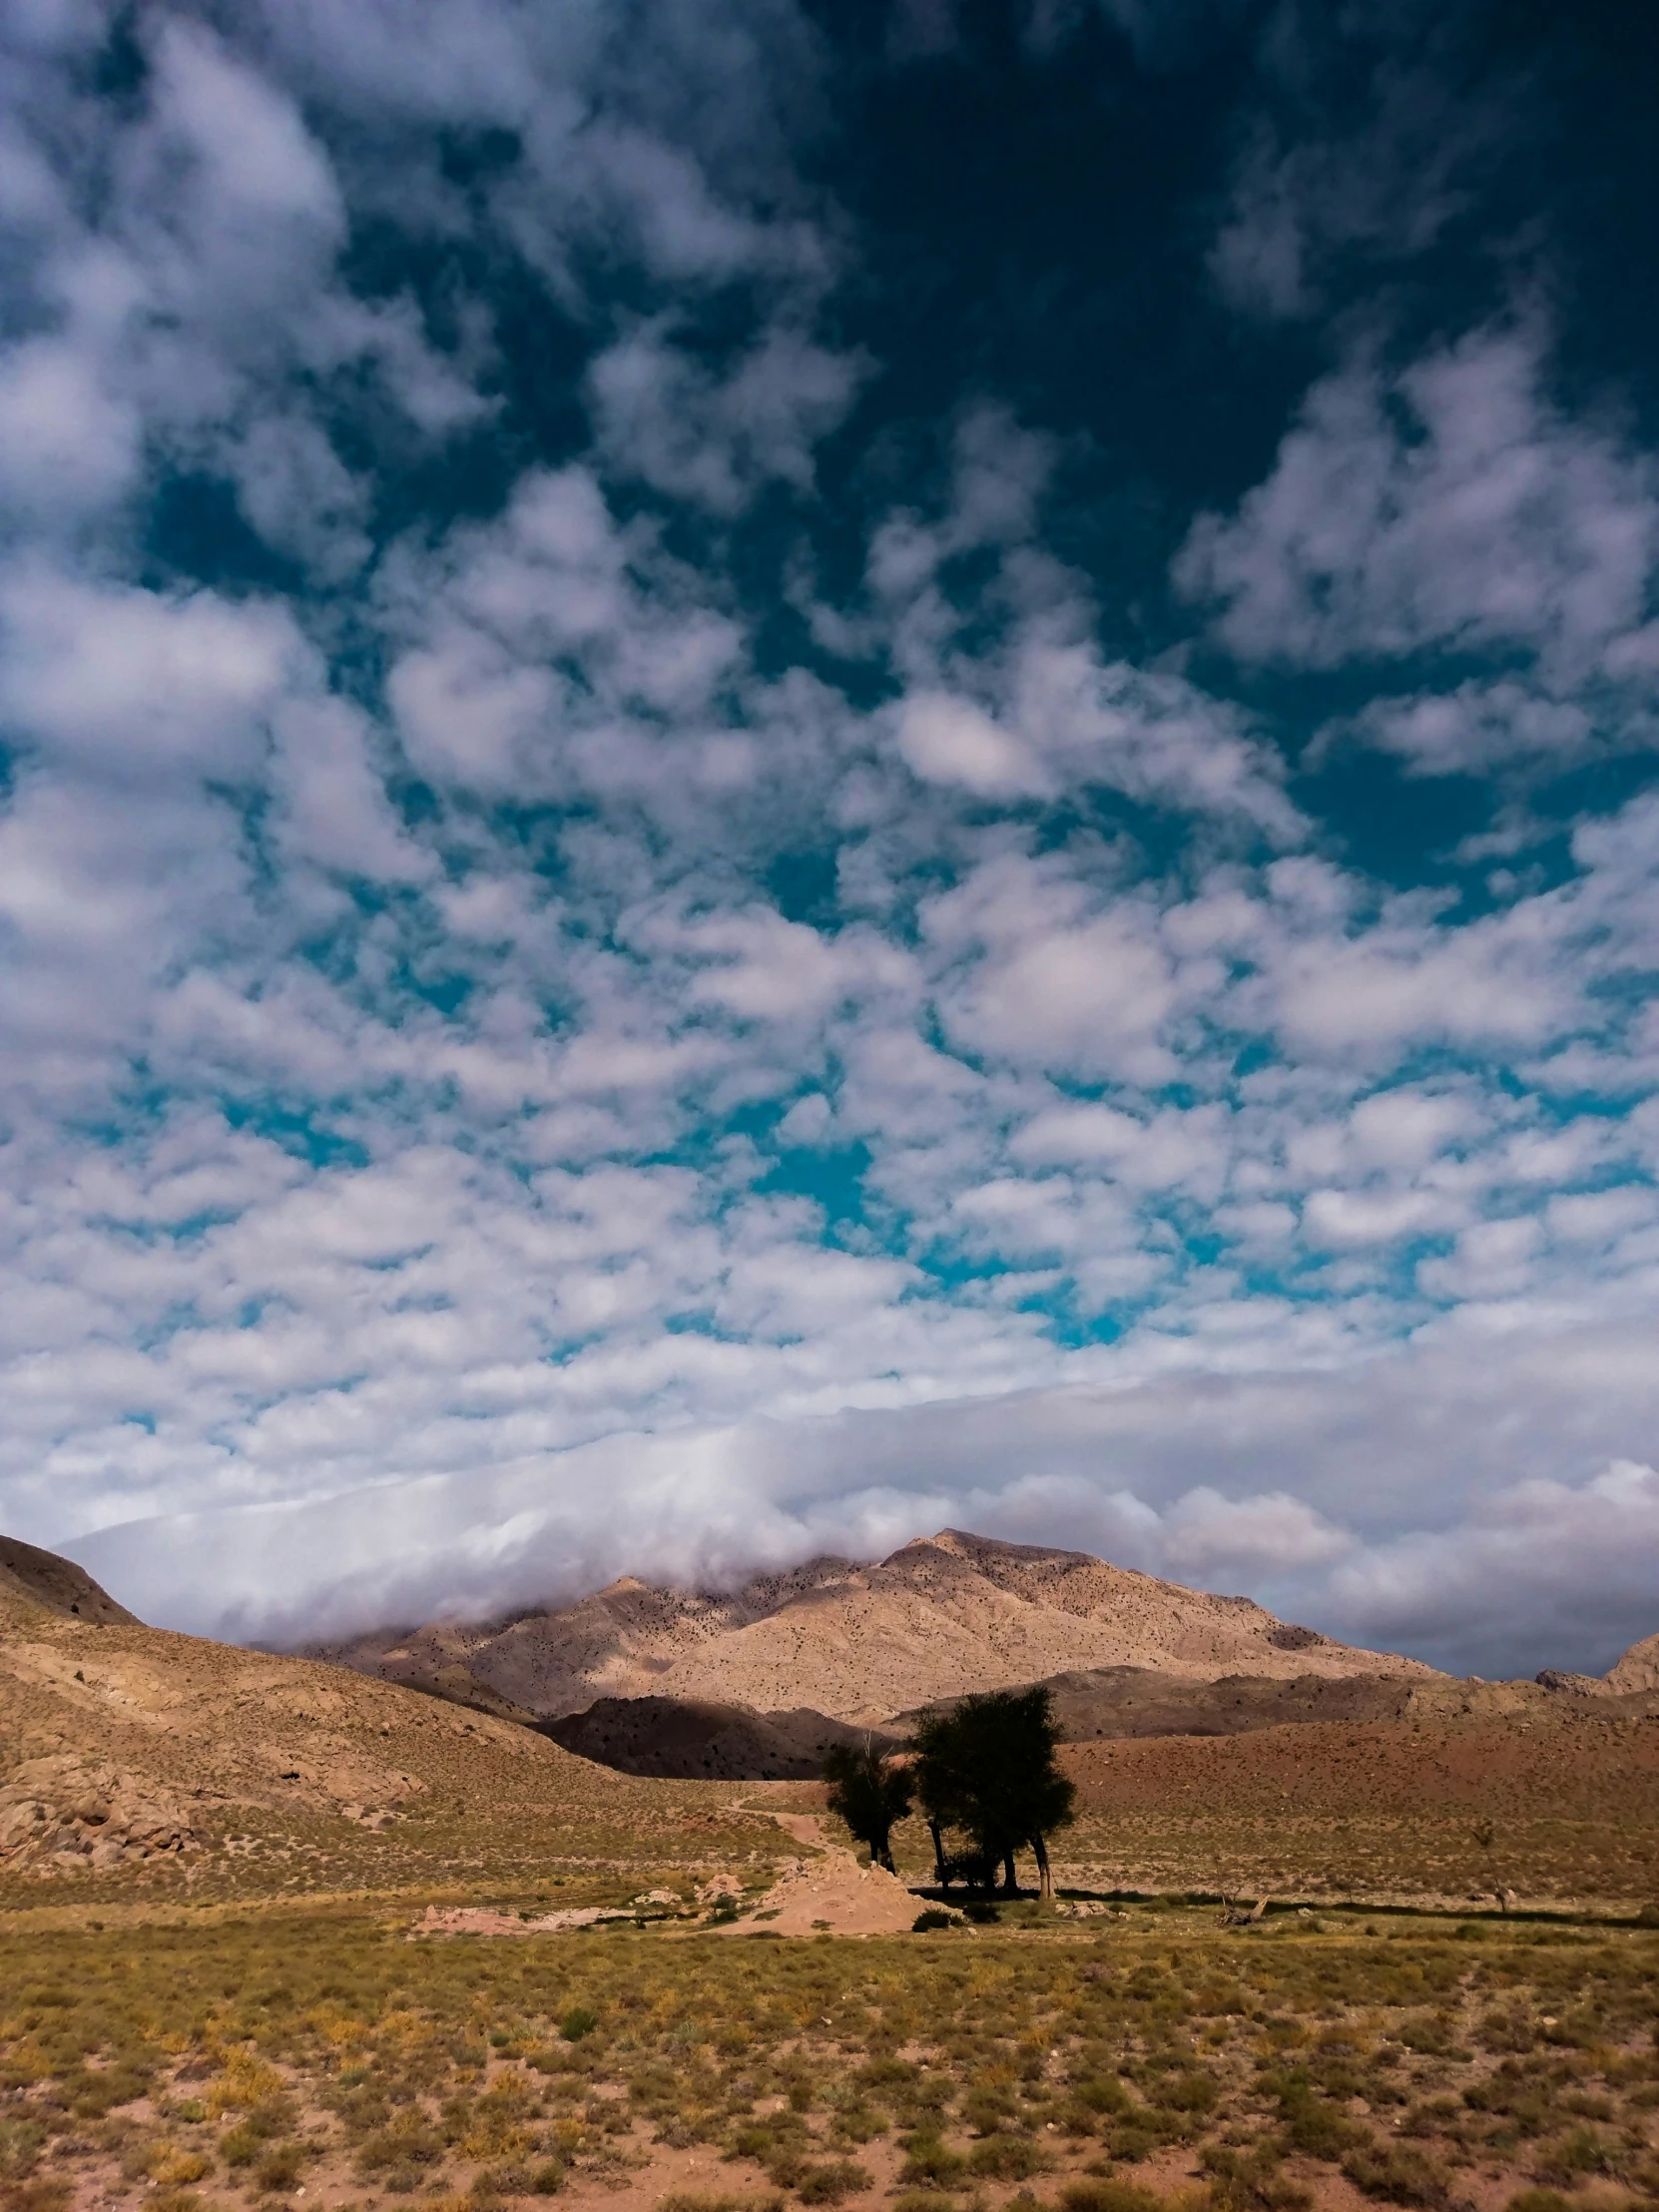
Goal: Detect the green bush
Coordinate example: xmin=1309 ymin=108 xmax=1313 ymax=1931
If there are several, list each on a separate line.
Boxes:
xmin=899 ymin=2132 xmax=968 ymax=2185
xmin=968 ymin=2134 xmax=1048 ymax=2180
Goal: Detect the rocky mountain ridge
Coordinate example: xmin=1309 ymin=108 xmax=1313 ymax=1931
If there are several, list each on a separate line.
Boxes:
xmin=307 ymin=1525 xmax=1438 ymax=1726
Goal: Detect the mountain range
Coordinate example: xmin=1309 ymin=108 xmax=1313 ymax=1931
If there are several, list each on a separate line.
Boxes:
xmin=306 ymin=1526 xmax=1433 ymax=1728
xmin=4 ymin=1524 xmax=1657 ymax=1905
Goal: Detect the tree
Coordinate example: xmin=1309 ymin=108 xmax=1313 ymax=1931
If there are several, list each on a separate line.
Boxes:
xmin=910 ymin=1686 xmax=1075 ymax=1900
xmin=823 ymin=1738 xmax=913 ymax=1873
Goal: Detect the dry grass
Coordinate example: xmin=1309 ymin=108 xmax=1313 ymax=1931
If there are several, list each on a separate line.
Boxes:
xmin=824 ymin=1714 xmax=1659 ymax=1914
xmin=3 ymin=1901 xmax=1659 ymax=2212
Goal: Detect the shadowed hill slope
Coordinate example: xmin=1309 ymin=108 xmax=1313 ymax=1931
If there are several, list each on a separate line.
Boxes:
xmin=309 ymin=1526 xmax=1438 ymax=1726
xmin=0 ymin=1535 xmax=139 ymax=1626
xmin=541 ymin=1696 xmax=897 ymax=1780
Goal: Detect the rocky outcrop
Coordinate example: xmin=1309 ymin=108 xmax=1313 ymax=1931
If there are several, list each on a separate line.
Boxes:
xmin=0 ymin=1756 xmax=203 ymax=1870
xmin=1535 ymin=1631 xmax=1659 ymax=1701
xmin=1606 ymin=1632 xmax=1659 ymax=1696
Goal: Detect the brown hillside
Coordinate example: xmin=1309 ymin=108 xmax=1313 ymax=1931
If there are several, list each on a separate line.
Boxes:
xmin=1042 ymin=1705 xmax=1659 ymax=1910
xmin=0 ymin=1534 xmax=139 ymax=1625
xmin=0 ymin=1545 xmax=782 ymax=1906
xmin=311 ymin=1526 xmax=1437 ymax=1726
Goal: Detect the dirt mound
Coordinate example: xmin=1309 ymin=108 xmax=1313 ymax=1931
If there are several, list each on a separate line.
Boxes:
xmin=312 ymin=1526 xmax=1436 ymax=1727
xmin=0 ymin=1535 xmax=139 ymax=1625
xmin=716 ymin=1811 xmax=924 ymax=1936
xmin=541 ymin=1696 xmax=896 ymax=1779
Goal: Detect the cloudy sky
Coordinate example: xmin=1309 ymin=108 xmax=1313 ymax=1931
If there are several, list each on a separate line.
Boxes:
xmin=3 ymin=0 xmax=1657 ymax=1677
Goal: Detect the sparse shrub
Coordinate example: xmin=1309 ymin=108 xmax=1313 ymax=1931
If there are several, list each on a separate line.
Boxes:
xmin=1531 ymin=2125 xmax=1614 ymax=2184
xmin=657 ymin=2197 xmax=784 ymax=2212
xmin=560 ymin=2006 xmax=599 ymax=2042
xmin=795 ymin=2157 xmax=870 ymax=2204
xmin=969 ymin=2133 xmax=1048 ymax=2180
xmin=1153 ymin=2070 xmax=1218 ymax=2115
xmin=912 ymin=1910 xmax=955 ymax=1934
xmin=1341 ymin=2140 xmax=1447 ymax=2205
xmin=899 ymin=2132 xmax=968 ymax=2185
xmin=1202 ymin=2141 xmax=1310 ymax=2212
xmin=1071 ymin=2076 xmax=1130 ymax=2115
xmin=1058 ymin=2181 xmax=1163 ymax=2212
xmin=0 ymin=2116 xmax=47 ymax=2179
xmin=254 ymin=2141 xmax=306 ymax=2193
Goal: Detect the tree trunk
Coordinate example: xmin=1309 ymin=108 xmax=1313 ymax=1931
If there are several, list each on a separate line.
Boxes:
xmin=1032 ymin=1831 xmax=1052 ymax=1901
xmin=874 ymin=1828 xmax=895 ymax=1874
xmin=927 ymin=1820 xmax=949 ymax=1890
xmin=1002 ymin=1849 xmax=1018 ymax=1896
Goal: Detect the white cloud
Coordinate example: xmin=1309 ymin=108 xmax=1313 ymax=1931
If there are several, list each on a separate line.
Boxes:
xmin=897 ymin=691 xmax=1050 ymax=799
xmin=1163 ymin=1485 xmax=1354 ymax=1574
xmin=1177 ymin=325 xmax=1659 ymax=687
xmin=61 ymin=1326 xmax=1659 ymax=1679
xmin=0 ymin=338 xmax=139 ymax=519
xmin=586 ymin=320 xmax=865 ymax=513
xmin=0 ymin=0 xmax=1654 ymax=1693
xmin=0 ymin=570 xmax=298 ymax=782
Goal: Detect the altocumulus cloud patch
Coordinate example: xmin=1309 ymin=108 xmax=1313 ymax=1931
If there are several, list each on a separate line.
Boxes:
xmin=1 ymin=0 xmax=1657 ymax=1678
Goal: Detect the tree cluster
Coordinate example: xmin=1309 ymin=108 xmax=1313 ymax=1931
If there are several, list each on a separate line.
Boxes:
xmin=823 ymin=1686 xmax=1075 ymax=1899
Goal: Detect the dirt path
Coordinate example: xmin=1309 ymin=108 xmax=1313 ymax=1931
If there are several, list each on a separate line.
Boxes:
xmin=761 ymin=1807 xmax=830 ymax=1851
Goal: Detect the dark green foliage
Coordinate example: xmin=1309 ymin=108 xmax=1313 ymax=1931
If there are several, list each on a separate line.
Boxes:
xmin=822 ymin=1743 xmax=912 ymax=1873
xmin=910 ymin=1686 xmax=1076 ymax=1897
xmin=911 ymin=1910 xmax=956 ymax=1933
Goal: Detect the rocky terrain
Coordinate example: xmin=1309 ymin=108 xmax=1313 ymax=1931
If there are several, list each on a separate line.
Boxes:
xmin=308 ymin=1526 xmax=1436 ymax=1725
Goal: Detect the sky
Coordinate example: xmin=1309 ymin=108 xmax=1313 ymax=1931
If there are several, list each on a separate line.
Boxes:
xmin=2 ymin=0 xmax=1658 ymax=1679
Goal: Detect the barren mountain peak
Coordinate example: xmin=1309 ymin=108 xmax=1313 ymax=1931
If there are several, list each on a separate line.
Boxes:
xmin=310 ymin=1527 xmax=1438 ymax=1727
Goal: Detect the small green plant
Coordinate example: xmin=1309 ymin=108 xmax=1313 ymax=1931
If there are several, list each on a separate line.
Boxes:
xmin=560 ymin=2005 xmax=599 ymax=2041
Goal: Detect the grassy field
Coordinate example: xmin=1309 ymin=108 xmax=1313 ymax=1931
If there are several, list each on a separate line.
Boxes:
xmin=3 ymin=1897 xmax=1658 ymax=2212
